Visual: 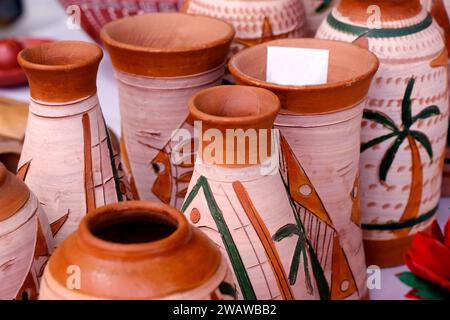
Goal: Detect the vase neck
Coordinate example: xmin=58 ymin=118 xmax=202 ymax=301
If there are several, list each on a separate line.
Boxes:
xmin=337 ymin=0 xmax=423 ymax=23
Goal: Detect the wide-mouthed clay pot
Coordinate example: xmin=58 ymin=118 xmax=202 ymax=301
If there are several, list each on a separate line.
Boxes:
xmin=302 ymin=0 xmax=338 ymax=36
xmin=101 ymin=13 xmax=234 ymax=208
xmin=229 ymin=39 xmax=379 ymax=299
xmin=316 ymin=0 xmax=449 ymax=267
xmin=0 ymin=162 xmax=53 ymax=300
xmin=183 ymin=85 xmax=342 ymax=300
xmin=39 ymin=201 xmax=235 ymax=300
xmin=182 ymin=0 xmax=307 ymax=56
xmin=17 ymin=41 xmax=132 ymax=247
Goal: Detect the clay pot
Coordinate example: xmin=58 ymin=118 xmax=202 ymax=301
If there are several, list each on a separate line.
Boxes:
xmin=302 ymin=0 xmax=338 ymax=37
xmin=0 ymin=162 xmax=54 ymax=300
xmin=101 ymin=13 xmax=234 ymax=208
xmin=17 ymin=41 xmax=132 ymax=247
xmin=39 ymin=201 xmax=234 ymax=300
xmin=316 ymin=0 xmax=449 ymax=267
xmin=182 ymin=0 xmax=307 ymax=56
xmin=229 ymin=39 xmax=379 ymax=299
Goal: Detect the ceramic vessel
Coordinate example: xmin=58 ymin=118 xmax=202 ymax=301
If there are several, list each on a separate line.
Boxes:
xmin=0 ymin=162 xmax=53 ymax=300
xmin=39 ymin=201 xmax=235 ymax=300
xmin=229 ymin=39 xmax=379 ymax=299
xmin=182 ymin=0 xmax=307 ymax=56
xmin=17 ymin=41 xmax=132 ymax=247
xmin=316 ymin=0 xmax=449 ymax=267
xmin=302 ymin=0 xmax=337 ymax=37
xmin=430 ymin=0 xmax=450 ymax=196
xmin=101 ymin=13 xmax=234 ymax=207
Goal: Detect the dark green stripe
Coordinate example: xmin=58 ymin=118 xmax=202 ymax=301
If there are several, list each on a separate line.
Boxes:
xmin=316 ymin=0 xmax=333 ymax=13
xmin=102 ymin=117 xmax=123 ymax=202
xmin=181 ymin=176 xmax=257 ymax=300
xmin=362 ymin=205 xmax=438 ymax=231
xmin=326 ymin=13 xmax=433 ymax=38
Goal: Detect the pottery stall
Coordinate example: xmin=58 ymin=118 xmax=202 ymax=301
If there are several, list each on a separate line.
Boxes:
xmin=17 ymin=41 xmax=132 ymax=247
xmin=228 ymin=39 xmax=379 ymax=299
xmin=0 ymin=163 xmax=54 ymax=300
xmin=302 ymin=0 xmax=338 ymax=37
xmin=39 ymin=201 xmax=235 ymax=300
xmin=316 ymin=0 xmax=449 ymax=267
xmin=101 ymin=13 xmax=234 ymax=208
xmin=182 ymin=0 xmax=308 ymax=57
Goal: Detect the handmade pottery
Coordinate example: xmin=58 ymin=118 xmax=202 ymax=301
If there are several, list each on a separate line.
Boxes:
xmin=430 ymin=0 xmax=450 ymax=196
xmin=229 ymin=39 xmax=379 ymax=299
xmin=17 ymin=41 xmax=132 ymax=247
xmin=182 ymin=0 xmax=308 ymax=56
xmin=0 ymin=162 xmax=54 ymax=300
xmin=39 ymin=201 xmax=235 ymax=300
xmin=302 ymin=0 xmax=337 ymax=37
xmin=101 ymin=13 xmax=234 ymax=207
xmin=316 ymin=0 xmax=449 ymax=267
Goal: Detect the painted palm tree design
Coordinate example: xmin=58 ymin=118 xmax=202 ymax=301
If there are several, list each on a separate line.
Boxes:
xmin=361 ymin=78 xmax=440 ymax=235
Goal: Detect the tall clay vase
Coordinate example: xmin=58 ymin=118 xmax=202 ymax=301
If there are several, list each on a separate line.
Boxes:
xmin=183 ymin=85 xmax=331 ymax=300
xmin=229 ymin=39 xmax=379 ymax=300
xmin=101 ymin=13 xmax=234 ymax=208
xmin=0 ymin=162 xmax=54 ymax=300
xmin=316 ymin=0 xmax=450 ymax=267
xmin=182 ymin=0 xmax=308 ymax=56
xmin=431 ymin=0 xmax=450 ymax=196
xmin=302 ymin=0 xmax=337 ymax=37
xmin=17 ymin=41 xmax=132 ymax=247
xmin=39 ymin=201 xmax=235 ymax=300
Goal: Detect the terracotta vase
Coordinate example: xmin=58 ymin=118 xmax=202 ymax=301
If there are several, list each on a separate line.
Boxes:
xmin=229 ymin=39 xmax=379 ymax=299
xmin=302 ymin=0 xmax=338 ymax=37
xmin=0 ymin=162 xmax=54 ymax=300
xmin=101 ymin=13 xmax=234 ymax=208
xmin=430 ymin=0 xmax=450 ymax=196
xmin=17 ymin=41 xmax=132 ymax=247
xmin=182 ymin=0 xmax=307 ymax=56
xmin=39 ymin=201 xmax=235 ymax=300
xmin=316 ymin=0 xmax=449 ymax=267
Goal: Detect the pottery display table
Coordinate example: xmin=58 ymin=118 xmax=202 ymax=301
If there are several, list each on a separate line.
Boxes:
xmin=0 ymin=0 xmax=448 ymax=300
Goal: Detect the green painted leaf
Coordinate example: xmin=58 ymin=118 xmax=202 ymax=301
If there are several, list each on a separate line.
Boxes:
xmin=361 ymin=132 xmax=398 ymax=153
xmin=398 ymin=272 xmax=450 ymax=300
xmin=379 ymin=133 xmax=407 ymax=182
xmin=363 ymin=110 xmax=399 ymax=132
xmin=273 ymin=224 xmax=300 ymax=242
xmin=289 ymin=238 xmax=303 ymax=285
xmin=412 ymin=105 xmax=441 ymax=124
xmin=219 ymin=282 xmax=237 ymax=299
xmin=307 ymin=240 xmax=330 ymax=300
xmin=401 ymin=78 xmax=415 ymax=129
xmin=410 ymin=131 xmax=433 ymax=160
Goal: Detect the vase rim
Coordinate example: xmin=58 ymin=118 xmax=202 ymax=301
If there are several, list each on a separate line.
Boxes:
xmin=77 ymin=201 xmax=190 ymax=256
xmin=229 ymin=38 xmax=379 ymax=115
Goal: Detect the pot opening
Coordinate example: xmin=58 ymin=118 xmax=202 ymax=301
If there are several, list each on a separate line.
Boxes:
xmin=102 ymin=13 xmax=232 ymax=51
xmin=19 ymin=41 xmax=101 ymax=67
xmin=89 ymin=211 xmax=178 ymax=244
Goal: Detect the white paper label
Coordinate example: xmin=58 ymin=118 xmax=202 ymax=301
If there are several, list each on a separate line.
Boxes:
xmin=266 ymin=46 xmax=330 ymax=86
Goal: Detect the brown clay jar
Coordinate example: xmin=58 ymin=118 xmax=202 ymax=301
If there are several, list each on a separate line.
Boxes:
xmin=101 ymin=12 xmax=234 ymax=208
xmin=39 ymin=201 xmax=235 ymax=300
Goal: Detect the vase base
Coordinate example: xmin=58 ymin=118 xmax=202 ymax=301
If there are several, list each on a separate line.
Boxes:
xmin=363 ymin=236 xmax=414 ymax=268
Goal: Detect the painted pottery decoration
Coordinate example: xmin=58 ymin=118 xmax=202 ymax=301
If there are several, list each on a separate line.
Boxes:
xmin=430 ymin=0 xmax=450 ymax=196
xmin=302 ymin=0 xmax=337 ymax=37
xmin=0 ymin=162 xmax=54 ymax=300
xmin=101 ymin=13 xmax=234 ymax=207
xmin=17 ymin=41 xmax=132 ymax=247
xmin=0 ymin=96 xmax=28 ymax=172
xmin=229 ymin=39 xmax=379 ymax=299
xmin=182 ymin=0 xmax=308 ymax=56
xmin=40 ymin=201 xmax=235 ymax=300
xmin=316 ymin=0 xmax=449 ymax=267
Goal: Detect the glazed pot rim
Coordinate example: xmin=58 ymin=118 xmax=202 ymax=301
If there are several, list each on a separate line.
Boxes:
xmin=229 ymin=38 xmax=379 ymax=95
xmin=77 ymin=201 xmax=190 ymax=256
xmin=17 ymin=40 xmax=103 ymax=72
xmin=100 ymin=12 xmax=235 ymax=55
xmin=188 ymin=85 xmax=281 ymax=127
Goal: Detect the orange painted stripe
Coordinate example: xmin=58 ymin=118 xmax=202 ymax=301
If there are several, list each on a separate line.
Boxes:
xmin=82 ymin=113 xmax=96 ymax=213
xmin=232 ymin=181 xmax=294 ymax=300
xmin=16 ymin=160 xmax=31 ymax=181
